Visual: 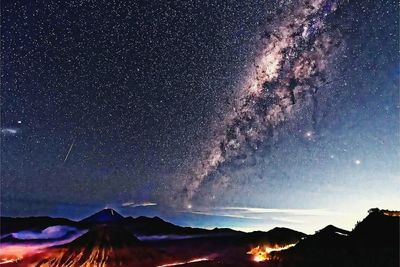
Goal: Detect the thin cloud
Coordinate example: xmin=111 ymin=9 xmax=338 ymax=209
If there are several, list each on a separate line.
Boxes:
xmin=183 ymin=206 xmax=341 ymax=220
xmin=271 ymin=217 xmax=306 ymax=224
xmin=122 ymin=201 xmax=157 ymax=208
xmin=188 ymin=211 xmax=262 ymax=220
xmin=214 ymin=207 xmax=341 ymax=216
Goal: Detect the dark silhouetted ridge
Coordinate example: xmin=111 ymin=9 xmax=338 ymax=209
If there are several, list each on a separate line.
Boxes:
xmin=79 ymin=208 xmax=124 ymax=225
xmin=66 ymin=225 xmax=141 ymax=249
xmin=43 ymin=225 xmax=165 ymax=267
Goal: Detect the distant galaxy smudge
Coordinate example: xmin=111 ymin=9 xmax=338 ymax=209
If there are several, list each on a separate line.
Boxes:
xmin=181 ymin=0 xmax=343 ymax=205
xmin=1 ymin=128 xmax=19 ymax=135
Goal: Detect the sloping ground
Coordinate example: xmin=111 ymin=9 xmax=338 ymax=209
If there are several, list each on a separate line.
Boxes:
xmin=2 ymin=208 xmax=397 ymax=267
xmin=60 ymin=225 xmax=142 ymax=248
xmin=349 ymin=210 xmax=399 ymax=267
xmin=79 ymin=208 xmax=125 ymax=225
xmin=271 ymin=210 xmax=399 ymax=267
xmin=20 ymin=226 xmax=170 ymax=267
xmin=7 ymin=220 xmax=306 ymax=267
xmin=121 ymin=214 xmax=240 ymax=237
xmin=245 ymin=227 xmax=307 ymax=245
xmin=0 ymin=209 xmax=241 ymax=242
xmin=79 ymin=209 xmax=240 ymax=237
xmin=270 ymin=224 xmax=350 ymax=267
xmin=144 ymin=227 xmax=306 ymax=267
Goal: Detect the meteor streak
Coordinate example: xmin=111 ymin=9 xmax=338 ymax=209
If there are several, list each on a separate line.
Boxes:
xmin=63 ymin=140 xmax=75 ymax=162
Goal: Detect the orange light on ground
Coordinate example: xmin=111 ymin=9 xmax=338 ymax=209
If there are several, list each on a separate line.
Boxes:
xmin=383 ymin=211 xmax=400 ymax=217
xmin=0 ymin=233 xmax=84 ymax=265
xmin=0 ymin=245 xmax=34 ymax=265
xmin=157 ymin=257 xmax=210 ymax=267
xmin=247 ymin=243 xmax=297 ymax=262
xmin=0 ymin=244 xmax=38 ymax=260
xmin=0 ymin=258 xmax=22 ymax=265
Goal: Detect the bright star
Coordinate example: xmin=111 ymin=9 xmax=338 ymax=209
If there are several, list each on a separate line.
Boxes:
xmin=305 ymin=131 xmax=313 ymax=138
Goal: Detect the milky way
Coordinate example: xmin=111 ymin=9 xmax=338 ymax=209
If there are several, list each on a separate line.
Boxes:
xmin=181 ymin=0 xmax=343 ymax=205
xmin=2 ymin=0 xmax=398 ymax=232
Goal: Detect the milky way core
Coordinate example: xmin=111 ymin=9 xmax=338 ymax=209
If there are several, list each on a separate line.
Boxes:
xmin=181 ymin=0 xmax=343 ymax=205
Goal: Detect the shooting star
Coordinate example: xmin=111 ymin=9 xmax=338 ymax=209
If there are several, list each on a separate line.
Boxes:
xmin=64 ymin=140 xmax=75 ymax=162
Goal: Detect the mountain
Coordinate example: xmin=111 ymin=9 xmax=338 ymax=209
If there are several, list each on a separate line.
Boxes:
xmin=1 ymin=208 xmax=398 ymax=267
xmin=300 ymin=224 xmax=350 ymax=247
xmin=79 ymin=208 xmax=124 ymax=225
xmin=79 ymin=209 xmax=238 ymax=237
xmin=351 ymin=208 xmax=399 ymax=245
xmin=64 ymin=225 xmax=141 ymax=248
xmin=123 ymin=215 xmax=239 ymax=237
xmin=123 ymin=215 xmax=191 ymax=236
xmin=272 ymin=224 xmax=349 ymax=266
xmin=247 ymin=227 xmax=307 ymax=244
xmin=130 ymin=226 xmax=307 ymax=267
xmin=348 ymin=209 xmax=400 ymax=267
xmin=29 ymin=225 xmax=169 ymax=267
xmin=0 ymin=209 xmax=240 ymax=245
xmin=272 ymin=209 xmax=399 ymax=267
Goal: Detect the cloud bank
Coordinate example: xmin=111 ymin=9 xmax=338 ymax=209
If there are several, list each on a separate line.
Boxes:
xmin=10 ymin=225 xmax=80 ymax=240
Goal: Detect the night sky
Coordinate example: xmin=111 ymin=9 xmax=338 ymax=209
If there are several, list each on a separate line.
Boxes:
xmin=1 ymin=0 xmax=399 ymax=233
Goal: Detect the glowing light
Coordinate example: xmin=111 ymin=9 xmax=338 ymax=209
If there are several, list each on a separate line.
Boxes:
xmin=0 ymin=231 xmax=86 ymax=263
xmin=157 ymin=257 xmax=210 ymax=267
xmin=305 ymin=131 xmax=313 ymax=138
xmin=382 ymin=211 xmax=400 ymax=217
xmin=187 ymin=204 xmax=192 ymax=209
xmin=247 ymin=243 xmax=297 ymax=262
xmin=0 ymin=245 xmax=37 ymax=260
xmin=0 ymin=258 xmax=22 ymax=265
xmin=354 ymin=159 xmax=361 ymax=165
xmin=1 ymin=128 xmax=17 ymax=135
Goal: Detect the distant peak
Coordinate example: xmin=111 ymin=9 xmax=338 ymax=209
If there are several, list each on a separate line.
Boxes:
xmin=368 ymin=208 xmax=400 ymax=217
xmin=80 ymin=208 xmax=124 ymax=224
xmin=153 ymin=216 xmax=165 ymax=221
xmin=317 ymin=225 xmax=349 ymax=235
xmin=270 ymin=227 xmax=291 ymax=231
xmin=95 ymin=208 xmax=123 ymax=217
xmin=320 ymin=225 xmax=338 ymax=231
xmin=66 ymin=225 xmax=141 ymax=249
xmin=103 ymin=208 xmax=117 ymax=214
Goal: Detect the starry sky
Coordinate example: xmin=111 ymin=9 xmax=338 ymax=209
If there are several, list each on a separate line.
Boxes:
xmin=1 ymin=0 xmax=399 ymax=233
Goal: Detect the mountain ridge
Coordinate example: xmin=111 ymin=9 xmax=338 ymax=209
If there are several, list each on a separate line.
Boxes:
xmin=0 ymin=208 xmax=398 ymax=267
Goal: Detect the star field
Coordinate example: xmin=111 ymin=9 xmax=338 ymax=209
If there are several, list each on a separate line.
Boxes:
xmin=1 ymin=0 xmax=268 ymax=208
xmin=1 ymin=0 xmax=399 ymax=232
